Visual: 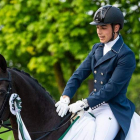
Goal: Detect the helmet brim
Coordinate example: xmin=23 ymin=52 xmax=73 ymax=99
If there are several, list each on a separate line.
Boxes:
xmin=90 ymin=21 xmax=107 ymax=26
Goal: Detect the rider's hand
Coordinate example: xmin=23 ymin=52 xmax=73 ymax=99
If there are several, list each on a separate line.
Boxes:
xmin=69 ymin=99 xmax=89 ymax=114
xmin=55 ymin=96 xmax=70 ymax=117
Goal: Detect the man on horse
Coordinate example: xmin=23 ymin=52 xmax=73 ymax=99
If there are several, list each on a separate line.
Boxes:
xmin=55 ymin=5 xmax=136 ymax=140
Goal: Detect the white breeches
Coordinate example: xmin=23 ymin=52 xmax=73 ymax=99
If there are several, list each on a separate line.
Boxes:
xmin=63 ymin=103 xmax=120 ymax=140
xmin=88 ymin=103 xmax=120 ymax=140
xmin=63 ymin=103 xmax=140 ymax=140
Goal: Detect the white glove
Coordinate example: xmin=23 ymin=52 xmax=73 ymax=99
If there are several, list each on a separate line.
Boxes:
xmin=55 ymin=96 xmax=70 ymax=117
xmin=69 ymin=99 xmax=89 ymax=114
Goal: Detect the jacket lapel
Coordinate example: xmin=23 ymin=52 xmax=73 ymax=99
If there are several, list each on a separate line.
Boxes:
xmin=94 ymin=50 xmax=116 ymax=68
xmin=94 ymin=35 xmax=124 ymax=68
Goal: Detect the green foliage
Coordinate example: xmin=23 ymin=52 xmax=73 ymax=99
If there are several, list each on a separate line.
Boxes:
xmin=0 ymin=0 xmax=139 ymax=138
xmin=0 ymin=127 xmax=14 ymax=140
xmin=0 ymin=0 xmax=139 ymax=100
xmin=0 ymin=0 xmax=96 ymax=100
xmin=127 ymin=74 xmax=140 ymax=114
xmin=0 ymin=120 xmax=14 ymax=139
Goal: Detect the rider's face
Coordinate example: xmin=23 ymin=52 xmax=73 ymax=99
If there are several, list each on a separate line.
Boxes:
xmin=96 ymin=24 xmax=113 ymax=43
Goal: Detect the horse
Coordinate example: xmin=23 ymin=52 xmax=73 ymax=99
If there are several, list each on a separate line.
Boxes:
xmin=0 ymin=54 xmax=71 ymax=140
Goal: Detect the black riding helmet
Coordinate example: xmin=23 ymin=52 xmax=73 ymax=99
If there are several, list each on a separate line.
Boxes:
xmin=90 ymin=5 xmax=124 ymax=30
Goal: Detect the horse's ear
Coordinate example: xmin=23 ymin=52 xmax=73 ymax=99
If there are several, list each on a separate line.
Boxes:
xmin=0 ymin=54 xmax=7 ymax=72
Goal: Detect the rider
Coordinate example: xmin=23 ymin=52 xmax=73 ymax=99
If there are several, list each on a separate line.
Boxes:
xmin=55 ymin=5 xmax=136 ymax=140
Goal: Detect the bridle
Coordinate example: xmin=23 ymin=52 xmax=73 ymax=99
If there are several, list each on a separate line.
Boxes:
xmin=0 ymin=71 xmax=12 ymax=122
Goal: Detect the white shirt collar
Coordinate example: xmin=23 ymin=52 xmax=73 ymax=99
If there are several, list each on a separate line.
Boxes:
xmin=103 ymin=35 xmax=119 ymax=55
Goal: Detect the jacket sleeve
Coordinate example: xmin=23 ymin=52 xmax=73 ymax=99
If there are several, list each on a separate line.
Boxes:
xmin=87 ymin=51 xmax=136 ymax=107
xmin=62 ymin=45 xmax=96 ymax=99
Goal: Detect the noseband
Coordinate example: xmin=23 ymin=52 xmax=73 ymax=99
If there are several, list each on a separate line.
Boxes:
xmin=0 ymin=71 xmax=12 ymax=122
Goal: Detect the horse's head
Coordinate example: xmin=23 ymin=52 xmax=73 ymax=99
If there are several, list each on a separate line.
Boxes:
xmin=0 ymin=54 xmax=11 ymax=122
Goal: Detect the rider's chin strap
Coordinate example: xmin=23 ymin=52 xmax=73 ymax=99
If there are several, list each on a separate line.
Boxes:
xmin=107 ymin=24 xmax=119 ymax=43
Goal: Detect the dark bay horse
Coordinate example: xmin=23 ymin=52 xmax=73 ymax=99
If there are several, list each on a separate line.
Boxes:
xmin=0 ymin=54 xmax=70 ymax=140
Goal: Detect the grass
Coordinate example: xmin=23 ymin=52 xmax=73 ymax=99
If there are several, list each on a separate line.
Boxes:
xmin=0 ymin=127 xmax=14 ymax=140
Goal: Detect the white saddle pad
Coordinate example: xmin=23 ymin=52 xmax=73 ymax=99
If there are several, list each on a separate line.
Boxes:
xmin=125 ymin=112 xmax=140 ymax=140
xmin=62 ymin=111 xmax=95 ymax=140
xmin=62 ymin=111 xmax=140 ymax=140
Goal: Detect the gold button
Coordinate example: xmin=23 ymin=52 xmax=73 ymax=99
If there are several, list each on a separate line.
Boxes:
xmin=101 ymin=81 xmax=103 ymax=84
xmin=94 ymin=89 xmax=96 ymax=92
xmin=94 ymin=70 xmax=97 ymax=74
xmin=94 ymin=80 xmax=97 ymax=83
xmin=101 ymin=72 xmax=104 ymax=75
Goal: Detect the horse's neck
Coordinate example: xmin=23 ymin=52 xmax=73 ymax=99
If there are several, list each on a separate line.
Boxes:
xmin=10 ymin=70 xmax=61 ymax=132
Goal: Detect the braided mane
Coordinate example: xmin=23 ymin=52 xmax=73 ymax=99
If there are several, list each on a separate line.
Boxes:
xmin=12 ymin=68 xmax=55 ymax=101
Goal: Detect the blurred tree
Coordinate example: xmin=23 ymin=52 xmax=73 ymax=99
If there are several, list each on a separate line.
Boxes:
xmin=127 ymin=74 xmax=140 ymax=114
xmin=0 ymin=0 xmax=139 ymax=102
xmin=0 ymin=0 xmax=140 ymax=139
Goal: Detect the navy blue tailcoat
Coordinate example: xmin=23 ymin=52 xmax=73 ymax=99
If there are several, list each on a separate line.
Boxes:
xmin=62 ymin=35 xmax=136 ymax=140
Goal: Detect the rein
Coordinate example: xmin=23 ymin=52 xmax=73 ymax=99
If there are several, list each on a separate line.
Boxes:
xmin=35 ymin=112 xmax=75 ymax=140
xmin=0 ymin=112 xmax=77 ymax=140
